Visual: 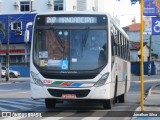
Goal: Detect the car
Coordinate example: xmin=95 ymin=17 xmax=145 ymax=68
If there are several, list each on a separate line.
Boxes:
xmin=1 ymin=69 xmax=6 ymax=78
xmin=2 ymin=66 xmax=20 ymax=78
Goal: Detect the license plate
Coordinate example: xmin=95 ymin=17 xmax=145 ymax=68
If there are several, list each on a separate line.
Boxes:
xmin=62 ymin=94 xmax=76 ymax=99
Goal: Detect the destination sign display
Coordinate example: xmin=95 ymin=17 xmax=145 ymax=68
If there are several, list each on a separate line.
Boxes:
xmin=35 ymin=14 xmax=107 ymax=26
xmin=46 ymin=17 xmax=97 ymax=24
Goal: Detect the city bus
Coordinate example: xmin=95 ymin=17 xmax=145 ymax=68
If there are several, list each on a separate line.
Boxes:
xmin=29 ymin=11 xmax=130 ymax=109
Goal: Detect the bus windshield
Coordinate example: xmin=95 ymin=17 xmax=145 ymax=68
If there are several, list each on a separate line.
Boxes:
xmin=33 ymin=28 xmax=107 ymax=71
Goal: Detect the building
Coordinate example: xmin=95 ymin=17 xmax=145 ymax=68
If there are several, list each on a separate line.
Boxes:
xmin=123 ymin=23 xmax=159 ymax=59
xmin=0 ymin=0 xmax=104 ymax=76
xmin=130 ymin=41 xmax=150 ymax=62
xmin=0 ymin=0 xmax=104 ymax=14
xmin=123 ymin=23 xmax=159 ymax=75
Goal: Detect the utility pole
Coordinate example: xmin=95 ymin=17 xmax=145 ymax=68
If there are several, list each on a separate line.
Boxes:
xmin=148 ymin=35 xmax=152 ymax=76
xmin=6 ymin=16 xmax=10 ymax=81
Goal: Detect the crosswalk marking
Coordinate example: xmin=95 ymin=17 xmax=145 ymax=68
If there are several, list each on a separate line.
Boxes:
xmin=0 ymin=103 xmax=31 ymax=111
xmin=0 ymin=100 xmax=35 ymax=106
xmin=0 ymin=117 xmax=22 ymax=120
xmin=0 ymin=98 xmax=137 ymax=119
xmin=0 ymin=107 xmax=10 ymax=111
xmin=16 ymin=99 xmax=44 ymax=105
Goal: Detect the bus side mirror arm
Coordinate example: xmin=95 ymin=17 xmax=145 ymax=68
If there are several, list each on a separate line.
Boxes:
xmin=24 ymin=22 xmax=33 ymax=43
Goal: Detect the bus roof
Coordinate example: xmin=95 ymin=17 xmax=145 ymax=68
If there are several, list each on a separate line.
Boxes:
xmin=36 ymin=11 xmax=111 ymax=16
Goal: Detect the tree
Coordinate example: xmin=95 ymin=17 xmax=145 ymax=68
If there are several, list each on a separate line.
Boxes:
xmin=130 ymin=0 xmax=140 ymax=5
xmin=116 ymin=0 xmax=141 ymax=5
xmin=0 ymin=21 xmax=5 ymax=39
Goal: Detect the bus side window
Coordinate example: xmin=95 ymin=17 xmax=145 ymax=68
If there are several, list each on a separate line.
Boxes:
xmin=126 ymin=40 xmax=130 ymax=61
xmin=111 ymin=34 xmax=115 ymax=56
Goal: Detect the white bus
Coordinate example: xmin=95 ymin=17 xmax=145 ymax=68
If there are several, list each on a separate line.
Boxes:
xmin=30 ymin=11 xmax=130 ymax=109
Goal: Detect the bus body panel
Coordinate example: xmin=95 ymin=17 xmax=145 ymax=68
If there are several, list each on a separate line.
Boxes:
xmin=111 ymin=56 xmax=130 ymax=97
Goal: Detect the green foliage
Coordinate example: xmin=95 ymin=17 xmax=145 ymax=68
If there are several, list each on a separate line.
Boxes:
xmin=0 ymin=29 xmax=5 ymax=38
xmin=0 ymin=22 xmax=5 ymax=39
xmin=130 ymin=0 xmax=140 ymax=5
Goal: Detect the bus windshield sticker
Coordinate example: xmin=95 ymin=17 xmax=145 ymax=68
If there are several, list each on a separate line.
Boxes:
xmin=46 ymin=17 xmax=97 ymax=24
xmin=64 ymin=31 xmax=68 ymax=36
xmin=72 ymin=58 xmax=77 ymax=62
xmin=40 ymin=60 xmax=48 ymax=67
xmin=48 ymin=60 xmax=62 ymax=67
xmin=39 ymin=51 xmax=48 ymax=58
xmin=61 ymin=59 xmax=68 ymax=70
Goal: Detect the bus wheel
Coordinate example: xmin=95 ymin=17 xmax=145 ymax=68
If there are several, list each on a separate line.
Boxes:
xmin=118 ymin=94 xmax=125 ymax=103
xmin=103 ymin=99 xmax=112 ymax=109
xmin=45 ymin=99 xmax=56 ymax=109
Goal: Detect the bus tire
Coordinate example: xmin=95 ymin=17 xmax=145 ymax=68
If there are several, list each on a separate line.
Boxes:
xmin=118 ymin=94 xmax=125 ymax=103
xmin=45 ymin=99 xmax=56 ymax=109
xmin=103 ymin=99 xmax=112 ymax=109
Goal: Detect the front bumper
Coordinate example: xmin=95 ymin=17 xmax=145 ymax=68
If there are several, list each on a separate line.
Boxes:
xmin=31 ymin=82 xmax=112 ymax=100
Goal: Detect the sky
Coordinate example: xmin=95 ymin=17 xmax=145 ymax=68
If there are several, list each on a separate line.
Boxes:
xmin=103 ymin=0 xmax=141 ymax=27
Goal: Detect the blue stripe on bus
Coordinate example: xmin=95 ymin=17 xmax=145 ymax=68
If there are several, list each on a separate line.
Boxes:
xmin=70 ymin=83 xmax=83 ymax=87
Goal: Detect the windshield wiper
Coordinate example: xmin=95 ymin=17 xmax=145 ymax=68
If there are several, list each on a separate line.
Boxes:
xmin=82 ymin=27 xmax=90 ymax=47
xmin=81 ymin=27 xmax=90 ymax=57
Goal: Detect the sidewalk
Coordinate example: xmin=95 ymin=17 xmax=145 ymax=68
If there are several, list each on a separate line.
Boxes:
xmin=132 ymin=84 xmax=160 ymax=119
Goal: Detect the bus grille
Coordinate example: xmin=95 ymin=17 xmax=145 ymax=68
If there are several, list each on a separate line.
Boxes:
xmin=48 ymin=89 xmax=90 ymax=98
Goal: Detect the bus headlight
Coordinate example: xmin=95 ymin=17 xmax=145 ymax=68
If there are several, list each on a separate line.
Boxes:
xmin=94 ymin=73 xmax=109 ymax=87
xmin=30 ymin=71 xmax=44 ymax=86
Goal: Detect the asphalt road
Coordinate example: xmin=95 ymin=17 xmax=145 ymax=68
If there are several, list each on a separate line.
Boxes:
xmin=0 ymin=76 xmax=159 ymax=119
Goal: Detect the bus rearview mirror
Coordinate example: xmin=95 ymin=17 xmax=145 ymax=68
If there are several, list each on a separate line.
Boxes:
xmin=24 ymin=30 xmax=29 ymax=43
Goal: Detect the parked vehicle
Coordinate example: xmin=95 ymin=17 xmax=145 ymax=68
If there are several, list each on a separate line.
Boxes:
xmin=1 ymin=69 xmax=6 ymax=78
xmin=2 ymin=66 xmax=20 ymax=78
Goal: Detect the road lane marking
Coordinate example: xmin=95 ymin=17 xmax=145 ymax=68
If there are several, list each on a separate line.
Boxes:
xmin=131 ymin=79 xmax=160 ymax=83
xmin=1 ymin=117 xmax=22 ymax=120
xmin=0 ymin=102 xmax=31 ymax=111
xmin=0 ymin=106 xmax=10 ymax=111
xmin=0 ymin=100 xmax=37 ymax=106
xmin=16 ymin=99 xmax=44 ymax=105
xmin=0 ymin=82 xmax=12 ymax=85
xmin=0 ymin=91 xmax=30 ymax=97
xmin=0 ymin=89 xmax=21 ymax=91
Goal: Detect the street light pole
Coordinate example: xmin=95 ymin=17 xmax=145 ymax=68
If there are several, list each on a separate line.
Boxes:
xmin=6 ymin=16 xmax=10 ymax=81
xmin=140 ymin=0 xmax=144 ymax=111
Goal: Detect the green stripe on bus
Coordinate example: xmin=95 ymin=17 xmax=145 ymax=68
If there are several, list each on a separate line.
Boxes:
xmin=52 ymin=81 xmax=64 ymax=85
